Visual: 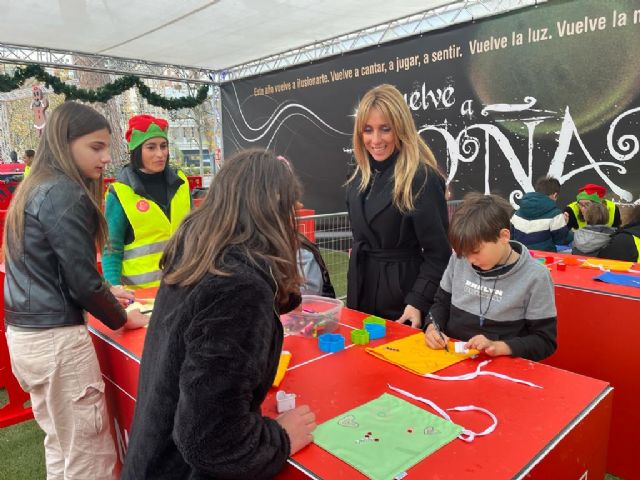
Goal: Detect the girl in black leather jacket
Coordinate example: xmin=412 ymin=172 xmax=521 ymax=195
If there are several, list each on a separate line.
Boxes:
xmin=3 ymin=101 xmax=147 ymax=480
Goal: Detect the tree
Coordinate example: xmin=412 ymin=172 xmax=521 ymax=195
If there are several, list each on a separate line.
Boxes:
xmin=74 ymin=58 xmax=128 ymax=170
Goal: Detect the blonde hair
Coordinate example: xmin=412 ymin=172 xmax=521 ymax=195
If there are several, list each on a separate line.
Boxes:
xmin=585 ymin=202 xmax=609 ymax=226
xmin=349 ymin=84 xmax=441 ymax=212
xmin=3 ymin=102 xmax=110 ymax=258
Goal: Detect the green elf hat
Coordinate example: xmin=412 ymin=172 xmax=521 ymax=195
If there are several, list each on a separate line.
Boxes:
xmin=125 ymin=114 xmax=169 ymax=151
xmin=576 ymin=183 xmax=606 ymax=203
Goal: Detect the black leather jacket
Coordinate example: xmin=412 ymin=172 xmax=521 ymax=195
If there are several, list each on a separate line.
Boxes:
xmin=4 ymin=172 xmax=126 ymax=330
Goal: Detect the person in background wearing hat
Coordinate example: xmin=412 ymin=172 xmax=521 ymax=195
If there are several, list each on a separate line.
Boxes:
xmin=564 ymin=183 xmax=621 ymax=231
xmin=103 ymin=114 xmax=191 ymax=290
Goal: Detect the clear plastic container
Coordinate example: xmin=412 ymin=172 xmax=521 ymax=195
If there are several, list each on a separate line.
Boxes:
xmin=280 ymin=295 xmax=343 ymax=337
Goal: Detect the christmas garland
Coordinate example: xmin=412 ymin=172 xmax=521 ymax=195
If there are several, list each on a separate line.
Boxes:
xmin=0 ymin=64 xmax=209 ymax=110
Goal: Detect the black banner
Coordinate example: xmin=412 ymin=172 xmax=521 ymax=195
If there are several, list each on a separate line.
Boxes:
xmin=222 ymin=0 xmax=640 ymax=213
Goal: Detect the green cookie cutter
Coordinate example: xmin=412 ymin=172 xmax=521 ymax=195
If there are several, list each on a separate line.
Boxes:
xmin=363 ymin=315 xmax=386 ymax=327
xmin=351 ymin=329 xmax=370 ymax=345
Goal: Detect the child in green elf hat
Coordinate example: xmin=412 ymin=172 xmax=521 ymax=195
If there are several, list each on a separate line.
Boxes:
xmin=102 ymin=114 xmax=192 ymax=291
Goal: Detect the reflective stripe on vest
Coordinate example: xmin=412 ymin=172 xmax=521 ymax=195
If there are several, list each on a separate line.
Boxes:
xmin=111 ymin=170 xmax=190 ymax=289
xmin=634 ymin=235 xmax=640 ymax=263
xmin=568 ymin=199 xmax=616 ymax=229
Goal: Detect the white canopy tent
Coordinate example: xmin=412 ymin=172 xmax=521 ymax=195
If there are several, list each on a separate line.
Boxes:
xmin=0 ymin=0 xmax=537 ymax=81
xmin=0 ymin=0 xmax=537 ymax=168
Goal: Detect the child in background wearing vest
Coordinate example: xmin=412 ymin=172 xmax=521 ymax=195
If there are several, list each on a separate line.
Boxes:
xmin=4 ymin=102 xmax=148 ymax=480
xmin=598 ymin=204 xmax=640 ymax=262
xmin=564 ymin=183 xmax=621 ymax=230
xmin=572 ymin=202 xmax=616 ymax=256
xmin=103 ymin=114 xmax=191 ymax=291
xmin=424 ymin=193 xmax=557 ymax=362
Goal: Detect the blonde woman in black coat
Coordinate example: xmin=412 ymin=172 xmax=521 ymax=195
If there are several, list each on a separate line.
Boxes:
xmin=346 ymin=84 xmax=450 ymax=328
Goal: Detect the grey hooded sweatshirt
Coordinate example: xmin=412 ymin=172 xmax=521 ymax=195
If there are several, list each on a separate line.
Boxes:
xmin=426 ymin=241 xmax=557 ymax=361
xmin=572 ymin=225 xmax=616 ymax=256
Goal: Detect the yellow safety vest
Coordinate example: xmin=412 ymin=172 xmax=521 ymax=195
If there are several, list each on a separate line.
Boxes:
xmin=23 ymin=165 xmax=31 ymax=177
xmin=568 ymin=199 xmax=616 ymax=229
xmin=634 ymin=235 xmax=640 ymax=263
xmin=111 ymin=170 xmax=190 ymax=289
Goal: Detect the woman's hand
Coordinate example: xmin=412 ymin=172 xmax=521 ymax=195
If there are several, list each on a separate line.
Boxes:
xmin=110 ymin=285 xmax=135 ymax=308
xmin=276 ymin=405 xmax=317 ymax=455
xmin=396 ymin=304 xmax=422 ymax=329
xmin=465 ymin=335 xmax=512 ymax=357
xmin=424 ymin=323 xmax=449 ymax=350
xmin=123 ymin=309 xmax=150 ymax=330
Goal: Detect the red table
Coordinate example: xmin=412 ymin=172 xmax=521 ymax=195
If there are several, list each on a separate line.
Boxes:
xmin=532 ymin=251 xmax=640 ymax=479
xmin=0 ymin=264 xmax=33 ymax=427
xmin=88 ymin=305 xmax=612 ymax=479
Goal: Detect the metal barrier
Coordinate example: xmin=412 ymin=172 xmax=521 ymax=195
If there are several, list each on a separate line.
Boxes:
xmin=296 ymin=212 xmax=351 ymax=300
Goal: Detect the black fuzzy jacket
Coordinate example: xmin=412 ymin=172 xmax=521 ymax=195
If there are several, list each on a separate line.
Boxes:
xmin=122 ymin=250 xmax=292 ymax=479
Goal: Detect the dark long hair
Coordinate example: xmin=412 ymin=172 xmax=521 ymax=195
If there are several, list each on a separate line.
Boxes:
xmin=3 ymin=102 xmax=110 ymax=258
xmin=161 ymin=149 xmax=302 ymax=306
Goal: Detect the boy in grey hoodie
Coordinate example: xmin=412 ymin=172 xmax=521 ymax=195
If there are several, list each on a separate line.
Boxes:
xmin=424 ymin=193 xmax=557 ymax=362
xmin=572 ymin=202 xmax=616 ymax=256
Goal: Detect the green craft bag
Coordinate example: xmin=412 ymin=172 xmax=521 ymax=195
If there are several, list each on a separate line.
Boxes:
xmin=314 ymin=393 xmax=462 ymax=480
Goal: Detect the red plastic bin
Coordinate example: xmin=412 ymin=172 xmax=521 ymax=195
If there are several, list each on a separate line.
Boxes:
xmin=296 ymin=208 xmax=315 ymax=243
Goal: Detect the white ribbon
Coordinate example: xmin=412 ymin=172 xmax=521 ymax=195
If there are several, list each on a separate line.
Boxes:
xmin=388 ymin=384 xmax=498 ymax=442
xmin=423 ymin=359 xmax=543 ymax=389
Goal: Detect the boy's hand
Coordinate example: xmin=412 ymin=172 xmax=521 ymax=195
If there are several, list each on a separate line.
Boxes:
xmin=424 ymin=323 xmax=449 ymax=350
xmin=465 ymin=335 xmax=512 ymax=357
xmin=396 ymin=304 xmax=422 ymax=329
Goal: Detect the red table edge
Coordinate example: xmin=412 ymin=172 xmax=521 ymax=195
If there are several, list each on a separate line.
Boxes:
xmin=512 ymin=385 xmax=613 ymax=479
xmin=89 ymin=325 xmax=141 ymax=363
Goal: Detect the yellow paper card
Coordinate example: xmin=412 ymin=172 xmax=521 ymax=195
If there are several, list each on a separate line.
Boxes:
xmin=580 ymin=259 xmax=634 ymax=272
xmin=272 ymin=351 xmax=292 ymax=387
xmin=366 ymin=333 xmax=478 ymax=376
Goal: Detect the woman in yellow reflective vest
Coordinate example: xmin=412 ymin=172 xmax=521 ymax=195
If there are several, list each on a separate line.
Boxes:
xmin=564 ymin=183 xmax=621 ymax=231
xmin=103 ymin=114 xmax=191 ymax=289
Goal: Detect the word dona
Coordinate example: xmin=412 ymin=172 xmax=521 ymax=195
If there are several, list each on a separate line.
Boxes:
xmin=419 ymin=99 xmax=638 ymax=204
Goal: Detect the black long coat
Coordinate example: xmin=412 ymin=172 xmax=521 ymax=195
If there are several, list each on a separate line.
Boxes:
xmin=346 ymin=164 xmax=451 ymax=321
